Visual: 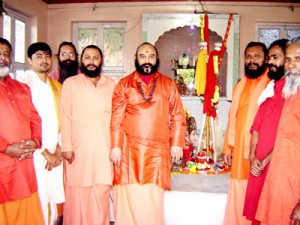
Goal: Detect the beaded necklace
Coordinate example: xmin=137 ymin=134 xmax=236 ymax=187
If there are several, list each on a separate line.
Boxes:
xmin=136 ymin=77 xmax=158 ymax=102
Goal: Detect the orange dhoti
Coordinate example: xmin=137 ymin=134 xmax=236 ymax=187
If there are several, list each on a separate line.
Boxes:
xmin=63 ymin=184 xmax=111 ymax=225
xmin=0 ymin=192 xmax=45 ymax=225
xmin=223 ymin=179 xmax=251 ymax=225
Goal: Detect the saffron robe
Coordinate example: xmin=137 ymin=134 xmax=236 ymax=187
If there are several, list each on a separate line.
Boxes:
xmin=110 ymin=71 xmax=186 ymax=190
xmin=243 ymin=78 xmax=285 ymax=221
xmin=222 ymin=71 xmax=269 ymax=225
xmin=256 ymin=89 xmax=300 ymax=225
xmin=60 ymin=73 xmax=115 ymax=225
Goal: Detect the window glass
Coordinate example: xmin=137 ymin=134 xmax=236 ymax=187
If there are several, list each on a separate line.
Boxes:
xmin=288 ymin=29 xmax=300 ymax=40
xmin=3 ymin=15 xmax=11 ymax=41
xmin=258 ymin=28 xmax=280 ymax=47
xmin=78 ymin=28 xmax=98 ymax=54
xmin=14 ymin=19 xmax=25 ymax=63
xmin=73 ymin=22 xmax=126 ymax=77
xmin=103 ymin=27 xmax=124 ymax=67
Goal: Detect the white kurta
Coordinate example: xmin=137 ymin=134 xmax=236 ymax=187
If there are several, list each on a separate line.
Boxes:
xmin=19 ymin=70 xmax=65 ymax=225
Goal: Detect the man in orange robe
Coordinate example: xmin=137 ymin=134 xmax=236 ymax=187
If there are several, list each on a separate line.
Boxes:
xmin=256 ymin=37 xmax=300 ymax=225
xmin=60 ymin=45 xmax=115 ymax=225
xmin=110 ymin=42 xmax=186 ymax=225
xmin=222 ymin=42 xmax=270 ymax=225
xmin=243 ymin=39 xmax=288 ymax=225
xmin=0 ymin=37 xmax=44 ymax=225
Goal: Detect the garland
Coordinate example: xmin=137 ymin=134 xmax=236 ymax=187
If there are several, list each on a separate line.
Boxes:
xmin=136 ymin=77 xmax=158 ymax=102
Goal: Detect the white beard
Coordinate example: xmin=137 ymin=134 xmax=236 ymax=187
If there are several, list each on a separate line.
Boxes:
xmin=282 ymin=70 xmax=300 ymax=99
xmin=0 ymin=66 xmax=10 ymax=77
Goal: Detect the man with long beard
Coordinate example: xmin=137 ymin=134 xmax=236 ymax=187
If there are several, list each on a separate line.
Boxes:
xmin=222 ymin=42 xmax=270 ymax=225
xmin=256 ymin=36 xmax=300 ymax=225
xmin=49 ymin=41 xmax=79 ymax=84
xmin=0 ymin=38 xmax=44 ymax=224
xmin=243 ymin=39 xmax=288 ymax=225
xmin=60 ymin=45 xmax=115 ymax=225
xmin=110 ymin=42 xmax=186 ymax=225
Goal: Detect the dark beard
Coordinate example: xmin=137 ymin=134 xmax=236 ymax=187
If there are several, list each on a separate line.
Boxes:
xmin=135 ymin=58 xmax=159 ymax=76
xmin=267 ymin=64 xmax=284 ymax=81
xmin=245 ymin=63 xmax=267 ymax=79
xmin=59 ymin=60 xmax=79 ymax=83
xmin=80 ymin=64 xmax=102 ymax=78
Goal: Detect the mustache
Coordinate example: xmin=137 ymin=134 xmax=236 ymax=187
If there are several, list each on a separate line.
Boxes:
xmin=247 ymin=62 xmax=259 ymax=67
xmin=285 ymin=69 xmax=300 ymax=76
xmin=62 ymin=59 xmax=74 ymax=64
xmin=141 ymin=63 xmax=153 ymax=67
xmin=0 ymin=60 xmax=10 ymax=67
xmin=86 ymin=64 xmax=97 ymax=68
xmin=268 ymin=63 xmax=277 ymax=68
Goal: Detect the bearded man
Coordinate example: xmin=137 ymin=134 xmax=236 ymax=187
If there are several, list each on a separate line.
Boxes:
xmin=222 ymin=42 xmax=270 ymax=225
xmin=110 ymin=42 xmax=186 ymax=225
xmin=243 ymin=39 xmax=288 ymax=225
xmin=0 ymin=38 xmax=44 ymax=224
xmin=49 ymin=41 xmax=79 ymax=84
xmin=256 ymin=36 xmax=300 ymax=225
xmin=60 ymin=45 xmax=115 ymax=225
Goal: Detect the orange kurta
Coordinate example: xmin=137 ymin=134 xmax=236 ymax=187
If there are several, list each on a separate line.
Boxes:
xmin=110 ymin=71 xmax=186 ymax=190
xmin=222 ymin=71 xmax=269 ymax=225
xmin=256 ymin=90 xmax=300 ymax=225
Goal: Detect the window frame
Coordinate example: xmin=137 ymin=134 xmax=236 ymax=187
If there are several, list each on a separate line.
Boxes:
xmin=72 ymin=22 xmax=127 ymax=77
xmin=256 ymin=22 xmax=300 ymax=46
xmin=2 ymin=8 xmax=28 ymax=79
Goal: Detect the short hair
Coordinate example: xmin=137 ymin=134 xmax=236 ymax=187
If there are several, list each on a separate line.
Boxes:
xmin=135 ymin=42 xmax=159 ymax=58
xmin=80 ymin=45 xmax=103 ymax=60
xmin=244 ymin=41 xmax=268 ymax=58
xmin=268 ymin=38 xmax=289 ymax=52
xmin=0 ymin=37 xmax=12 ymax=52
xmin=27 ymin=42 xmax=52 ymax=59
xmin=286 ymin=36 xmax=300 ymax=49
xmin=57 ymin=41 xmax=78 ymax=57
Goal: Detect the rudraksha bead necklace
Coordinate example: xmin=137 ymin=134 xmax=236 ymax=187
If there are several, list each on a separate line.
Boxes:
xmin=136 ymin=77 xmax=158 ymax=102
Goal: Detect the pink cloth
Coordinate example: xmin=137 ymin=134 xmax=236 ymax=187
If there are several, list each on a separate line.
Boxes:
xmin=49 ymin=68 xmax=59 ymax=82
xmin=60 ymin=73 xmax=115 ymax=187
xmin=60 ymin=73 xmax=115 ymax=224
xmin=256 ymin=89 xmax=300 ymax=225
xmin=63 ymin=184 xmax=111 ymax=225
xmin=243 ymin=78 xmax=285 ymax=221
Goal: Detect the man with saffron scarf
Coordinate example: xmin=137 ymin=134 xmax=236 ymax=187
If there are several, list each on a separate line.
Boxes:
xmin=256 ymin=36 xmax=300 ymax=225
xmin=110 ymin=42 xmax=186 ymax=225
xmin=0 ymin=38 xmax=44 ymax=225
xmin=222 ymin=42 xmax=270 ymax=225
xmin=243 ymin=39 xmax=288 ymax=225
xmin=19 ymin=42 xmax=65 ymax=225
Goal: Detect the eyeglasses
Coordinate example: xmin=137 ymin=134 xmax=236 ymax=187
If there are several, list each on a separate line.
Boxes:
xmin=60 ymin=52 xmax=76 ymax=58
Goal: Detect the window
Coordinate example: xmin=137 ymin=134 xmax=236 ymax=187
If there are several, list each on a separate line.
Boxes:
xmin=73 ymin=22 xmax=126 ymax=78
xmin=2 ymin=9 xmax=27 ymax=80
xmin=257 ymin=23 xmax=300 ymax=47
